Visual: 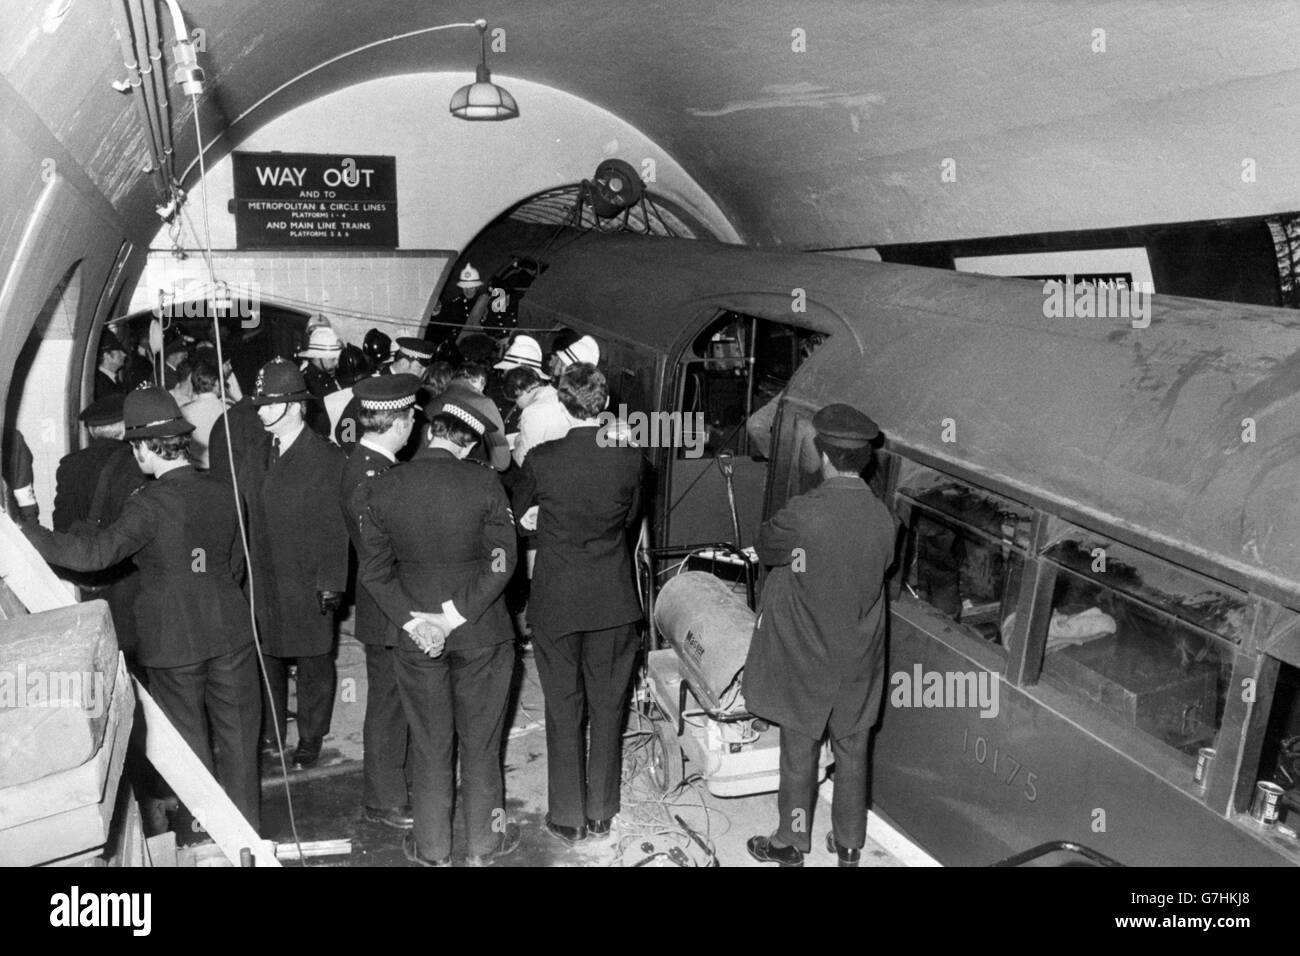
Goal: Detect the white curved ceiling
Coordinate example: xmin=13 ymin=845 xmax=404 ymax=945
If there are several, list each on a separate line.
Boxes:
xmin=4 ymin=0 xmax=1300 ymax=252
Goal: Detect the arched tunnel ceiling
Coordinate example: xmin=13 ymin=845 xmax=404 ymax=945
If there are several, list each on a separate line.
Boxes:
xmin=5 ymin=0 xmax=1300 ymax=251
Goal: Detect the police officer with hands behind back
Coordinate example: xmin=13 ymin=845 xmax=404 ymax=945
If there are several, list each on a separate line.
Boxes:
xmin=744 ymin=403 xmax=896 ymax=868
xmin=339 ymin=373 xmax=423 ymax=831
xmin=357 ymin=389 xmax=520 ymax=866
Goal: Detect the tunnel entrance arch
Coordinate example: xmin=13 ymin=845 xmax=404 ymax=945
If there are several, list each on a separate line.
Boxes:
xmin=419 ymin=183 xmax=717 ymax=343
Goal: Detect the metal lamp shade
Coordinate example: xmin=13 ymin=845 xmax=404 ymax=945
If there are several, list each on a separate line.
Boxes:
xmin=449 ymin=64 xmax=519 ymax=120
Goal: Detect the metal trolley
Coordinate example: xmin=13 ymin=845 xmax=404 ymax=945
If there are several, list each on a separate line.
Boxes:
xmin=636 ymin=542 xmax=832 ymax=797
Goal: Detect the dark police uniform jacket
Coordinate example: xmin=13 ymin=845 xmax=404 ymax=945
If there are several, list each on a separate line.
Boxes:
xmin=239 ymin=425 xmax=348 ymax=657
xmin=358 ymin=448 xmax=516 ymax=652
xmin=53 ymin=438 xmax=146 ymax=533
xmin=208 ymin=396 xmax=268 ymax=484
xmin=24 ymin=465 xmax=254 ymax=669
xmin=52 ymin=438 xmax=148 ymax=650
xmin=94 ymin=369 xmax=126 ymax=400
xmin=511 ymin=425 xmax=644 ymax=635
xmin=340 ymin=441 xmax=400 ymax=648
xmin=743 ymin=475 xmax=895 ymax=740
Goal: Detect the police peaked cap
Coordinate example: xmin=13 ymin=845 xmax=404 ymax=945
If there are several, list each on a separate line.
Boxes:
xmin=426 ymin=384 xmax=497 ymax=436
xmin=812 ymin=402 xmax=879 ymax=448
xmin=355 ymin=373 xmax=421 ymax=411
xmin=98 ymin=328 xmax=127 ymax=354
xmin=395 ymin=337 xmax=436 ymax=361
xmin=79 ymin=392 xmax=126 ymax=426
xmin=123 ymin=386 xmax=195 ymax=439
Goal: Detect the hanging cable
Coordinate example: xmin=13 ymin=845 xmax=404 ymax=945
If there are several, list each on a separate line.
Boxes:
xmin=171 ymin=16 xmax=307 ymax=865
xmin=111 ymin=0 xmax=168 ymax=198
xmin=139 ymin=0 xmax=177 ymax=189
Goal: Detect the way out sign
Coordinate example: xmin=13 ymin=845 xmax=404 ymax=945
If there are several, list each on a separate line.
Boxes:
xmin=231 ymin=151 xmax=398 ymax=248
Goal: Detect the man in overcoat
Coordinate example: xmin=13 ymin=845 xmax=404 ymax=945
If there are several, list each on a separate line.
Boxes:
xmin=744 ymin=403 xmax=896 ymax=868
xmin=240 ymin=358 xmax=349 ymax=769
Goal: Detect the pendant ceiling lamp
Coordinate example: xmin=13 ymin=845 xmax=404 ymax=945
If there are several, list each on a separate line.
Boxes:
xmin=449 ymin=19 xmax=519 ymax=121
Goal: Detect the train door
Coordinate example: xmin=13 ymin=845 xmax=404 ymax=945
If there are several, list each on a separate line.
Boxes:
xmin=661 ymin=311 xmax=812 ymax=551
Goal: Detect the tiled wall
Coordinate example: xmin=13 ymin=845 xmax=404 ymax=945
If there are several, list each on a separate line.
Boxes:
xmin=127 ymin=249 xmax=455 ymax=347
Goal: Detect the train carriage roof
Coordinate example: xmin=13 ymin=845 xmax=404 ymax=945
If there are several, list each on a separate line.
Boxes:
xmin=522 ymin=233 xmax=1300 ymax=604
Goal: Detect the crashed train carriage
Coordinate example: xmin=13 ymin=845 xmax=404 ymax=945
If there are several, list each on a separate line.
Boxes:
xmin=516 ymin=232 xmax=1300 ymax=867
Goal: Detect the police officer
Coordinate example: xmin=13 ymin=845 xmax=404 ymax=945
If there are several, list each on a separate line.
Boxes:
xmin=357 ymin=390 xmax=520 ymax=866
xmin=427 ymin=263 xmax=489 ymax=349
xmin=340 ymin=373 xmax=421 ymax=830
xmin=51 ymin=393 xmax=147 ymax=663
xmin=94 ymin=329 xmax=130 ymax=399
xmin=240 ymin=358 xmax=349 ymax=769
xmin=390 ymin=337 xmax=435 ymax=381
xmin=22 ymin=388 xmax=261 ymax=833
xmin=744 ymin=403 xmax=896 ymax=867
xmin=336 ymin=338 xmax=436 ymax=455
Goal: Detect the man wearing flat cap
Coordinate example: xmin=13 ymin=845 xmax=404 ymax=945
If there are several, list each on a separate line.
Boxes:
xmin=23 ymin=387 xmax=262 ymax=835
xmin=357 ymin=390 xmax=520 ymax=866
xmin=339 ymin=373 xmax=422 ymax=831
xmin=95 ymin=329 xmax=130 ymax=400
xmin=240 ymin=358 xmax=349 ymax=769
xmin=50 ymin=393 xmax=147 ymax=663
xmin=744 ymin=402 xmax=896 ymax=868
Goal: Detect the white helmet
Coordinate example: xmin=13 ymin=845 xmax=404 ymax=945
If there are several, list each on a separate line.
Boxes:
xmin=457 ymin=263 xmax=482 ymax=288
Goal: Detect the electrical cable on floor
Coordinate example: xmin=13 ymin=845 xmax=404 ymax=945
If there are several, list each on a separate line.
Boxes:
xmin=604 ymin=699 xmax=728 ymax=866
xmin=186 ymin=88 xmax=307 ymax=865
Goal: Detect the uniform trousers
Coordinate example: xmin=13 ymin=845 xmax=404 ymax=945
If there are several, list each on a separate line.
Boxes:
xmin=393 ymin=641 xmax=514 ymax=860
xmin=775 ymin=723 xmax=871 ymax=854
xmin=261 ymin=652 xmax=335 ymax=746
xmin=362 ymin=643 xmax=410 ymax=809
xmin=146 ymin=643 xmax=262 ymax=831
xmin=532 ymin=622 xmax=640 ymax=829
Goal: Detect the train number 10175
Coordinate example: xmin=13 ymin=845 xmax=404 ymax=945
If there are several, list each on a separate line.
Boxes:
xmin=961 ymin=727 xmax=1038 ymax=802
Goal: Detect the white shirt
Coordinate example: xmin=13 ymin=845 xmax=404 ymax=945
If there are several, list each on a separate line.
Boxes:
xmin=274 ymin=421 xmax=307 ymax=457
xmin=181 ymin=392 xmax=229 ymax=469
xmin=512 ymin=385 xmax=571 ymax=466
xmin=358 ymin=436 xmax=396 ymax=463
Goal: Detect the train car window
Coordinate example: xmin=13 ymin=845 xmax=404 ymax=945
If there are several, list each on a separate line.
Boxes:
xmin=896 ymin=465 xmax=1032 ymax=647
xmin=1040 ymin=530 xmax=1250 ymax=645
xmin=677 ymin=312 xmax=823 ymax=460
xmin=1034 ymin=533 xmax=1241 ymax=768
xmin=1257 ymin=661 xmax=1300 ymax=828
